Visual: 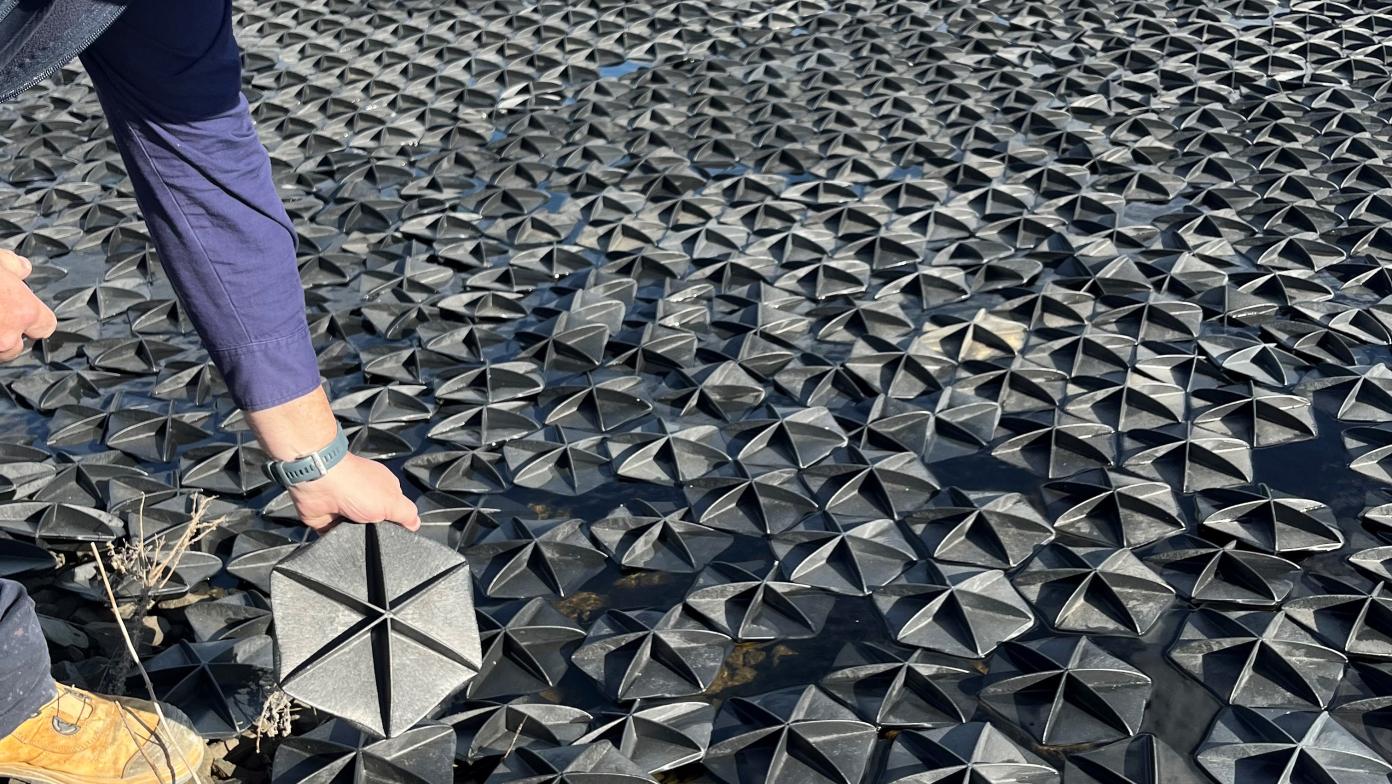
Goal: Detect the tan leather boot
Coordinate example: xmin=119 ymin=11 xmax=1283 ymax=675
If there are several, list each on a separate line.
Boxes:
xmin=0 ymin=685 xmax=206 ymax=784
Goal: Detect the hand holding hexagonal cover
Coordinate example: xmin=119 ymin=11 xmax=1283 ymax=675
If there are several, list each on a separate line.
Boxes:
xmin=271 ymin=522 xmax=482 ymax=738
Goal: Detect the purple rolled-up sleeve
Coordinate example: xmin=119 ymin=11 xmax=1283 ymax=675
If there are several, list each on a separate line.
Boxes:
xmin=76 ymin=0 xmax=321 ymax=412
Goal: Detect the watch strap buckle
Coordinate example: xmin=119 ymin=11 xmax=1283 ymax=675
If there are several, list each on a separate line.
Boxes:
xmin=264 ymin=459 xmax=291 ymax=488
xmin=262 ymin=425 xmax=349 ymax=489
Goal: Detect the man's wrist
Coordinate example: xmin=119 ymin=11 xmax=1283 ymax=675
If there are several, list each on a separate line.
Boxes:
xmin=264 ymin=424 xmax=350 ymax=488
xmin=244 ymin=386 xmax=342 ymax=461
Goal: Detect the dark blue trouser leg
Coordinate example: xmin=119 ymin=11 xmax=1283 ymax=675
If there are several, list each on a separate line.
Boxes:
xmin=0 ymin=579 xmax=54 ymax=739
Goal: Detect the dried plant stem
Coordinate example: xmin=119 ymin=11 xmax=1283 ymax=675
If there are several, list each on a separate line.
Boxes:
xmin=252 ymin=689 xmax=295 ymax=754
xmin=102 ymin=494 xmax=224 ymax=693
xmin=88 ymin=493 xmax=225 ymax=783
xmin=91 ymin=542 xmax=201 ymax=784
xmin=90 ymin=543 xmax=167 ymax=724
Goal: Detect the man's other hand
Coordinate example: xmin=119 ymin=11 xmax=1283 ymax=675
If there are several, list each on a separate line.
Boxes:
xmin=289 ymin=452 xmax=422 ymax=533
xmin=0 ymin=249 xmax=57 ymax=362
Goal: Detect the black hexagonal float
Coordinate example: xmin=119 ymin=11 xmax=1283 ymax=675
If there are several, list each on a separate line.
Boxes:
xmin=271 ymin=522 xmax=482 ymax=738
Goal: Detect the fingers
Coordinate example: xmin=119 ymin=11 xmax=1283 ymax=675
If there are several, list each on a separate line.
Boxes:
xmin=0 ymin=251 xmax=50 ymax=366
xmin=0 ymin=333 xmax=23 ymax=363
xmin=301 ymin=513 xmax=338 ymax=534
xmin=0 ymin=291 xmax=57 ymax=363
xmin=24 ymin=300 xmax=57 ymax=341
xmin=0 ymin=250 xmax=31 ymax=280
xmin=302 ymin=518 xmax=336 ymax=537
xmin=384 ymin=492 xmax=421 ymax=532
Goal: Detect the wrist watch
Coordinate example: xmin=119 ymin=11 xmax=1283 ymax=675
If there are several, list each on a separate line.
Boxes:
xmin=262 ymin=425 xmax=350 ymax=488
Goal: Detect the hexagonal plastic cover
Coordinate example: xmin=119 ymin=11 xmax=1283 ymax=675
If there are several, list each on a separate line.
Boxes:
xmin=271 ymin=522 xmax=482 ymax=738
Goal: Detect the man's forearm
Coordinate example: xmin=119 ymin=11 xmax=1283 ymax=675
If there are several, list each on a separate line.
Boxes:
xmin=244 ymin=387 xmax=339 ymax=461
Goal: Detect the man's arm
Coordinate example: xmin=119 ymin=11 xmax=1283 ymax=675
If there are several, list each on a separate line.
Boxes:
xmin=63 ymin=0 xmax=417 ymax=531
xmin=0 ymin=252 xmax=417 ymax=531
xmin=78 ymin=1 xmax=316 ymax=413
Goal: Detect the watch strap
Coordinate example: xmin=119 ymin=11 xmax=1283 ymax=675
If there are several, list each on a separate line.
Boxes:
xmin=263 ymin=426 xmax=350 ymax=488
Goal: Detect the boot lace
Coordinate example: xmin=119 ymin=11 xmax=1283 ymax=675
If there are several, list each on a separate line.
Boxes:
xmin=49 ymin=687 xmax=94 ymax=736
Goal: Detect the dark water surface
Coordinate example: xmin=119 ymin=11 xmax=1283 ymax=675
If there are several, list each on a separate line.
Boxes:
xmin=5 ymin=0 xmax=1392 ymax=781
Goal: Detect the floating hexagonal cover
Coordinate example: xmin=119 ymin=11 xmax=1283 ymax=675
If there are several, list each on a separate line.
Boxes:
xmin=271 ymin=522 xmax=482 ymax=738
xmin=272 ymin=720 xmax=455 ymax=784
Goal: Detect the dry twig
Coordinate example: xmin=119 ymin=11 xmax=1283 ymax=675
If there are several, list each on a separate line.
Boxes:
xmin=253 ymin=688 xmax=296 ymax=754
xmin=101 ymin=494 xmax=225 ymax=692
xmin=88 ymin=493 xmax=227 ymax=782
xmin=91 ymin=542 xmax=202 ymax=783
